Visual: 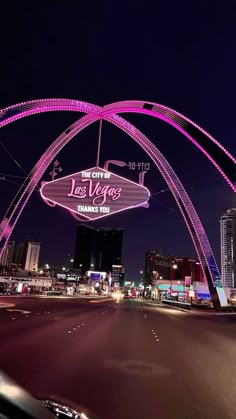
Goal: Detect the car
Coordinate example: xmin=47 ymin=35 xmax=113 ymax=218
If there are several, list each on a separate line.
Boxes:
xmin=0 ymin=368 xmax=97 ymax=418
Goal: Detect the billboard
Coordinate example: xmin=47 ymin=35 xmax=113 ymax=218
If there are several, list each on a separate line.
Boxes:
xmin=87 ymin=271 xmax=107 ymax=280
xmin=40 ymin=167 xmax=150 ymax=221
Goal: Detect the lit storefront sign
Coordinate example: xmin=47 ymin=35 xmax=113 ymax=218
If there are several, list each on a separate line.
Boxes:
xmin=40 ymin=167 xmax=150 ymax=221
xmin=87 ymin=271 xmax=107 ymax=280
xmin=158 ymin=284 xmax=185 ymax=292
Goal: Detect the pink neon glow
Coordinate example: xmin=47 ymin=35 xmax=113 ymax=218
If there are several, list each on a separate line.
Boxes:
xmin=103 ymin=101 xmax=236 ymax=193
xmin=40 ymin=166 xmax=150 ymax=221
xmin=103 ymin=113 xmax=227 ymax=306
xmin=0 ymin=98 xmax=232 ymax=307
xmin=67 ymin=179 xmax=121 ymax=205
xmin=0 ymin=113 xmax=101 ymax=255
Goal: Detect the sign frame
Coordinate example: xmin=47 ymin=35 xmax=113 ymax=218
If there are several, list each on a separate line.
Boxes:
xmin=40 ymin=166 xmax=150 ymax=221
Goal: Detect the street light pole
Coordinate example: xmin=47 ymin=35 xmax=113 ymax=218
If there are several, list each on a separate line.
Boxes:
xmin=170 ymin=260 xmax=178 ymax=299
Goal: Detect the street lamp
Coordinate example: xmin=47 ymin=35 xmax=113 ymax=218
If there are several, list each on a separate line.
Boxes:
xmin=170 ymin=261 xmax=178 ymax=297
xmin=62 ymin=267 xmax=66 ymax=271
xmin=70 ymin=259 xmax=74 ymax=263
xmin=140 ymin=270 xmax=143 ymax=274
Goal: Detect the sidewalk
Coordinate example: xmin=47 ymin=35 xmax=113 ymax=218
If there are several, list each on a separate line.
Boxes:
xmin=143 ymin=300 xmax=236 ymax=316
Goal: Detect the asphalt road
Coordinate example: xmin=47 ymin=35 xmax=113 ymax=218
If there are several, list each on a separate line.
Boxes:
xmin=1 ymin=296 xmax=236 ymax=419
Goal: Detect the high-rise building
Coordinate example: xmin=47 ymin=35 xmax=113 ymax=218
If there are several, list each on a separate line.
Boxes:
xmin=145 ymin=250 xmax=176 ymax=281
xmin=220 ymin=208 xmax=236 ymax=288
xmin=73 ymin=225 xmax=97 ymax=274
xmin=96 ymin=228 xmax=123 ymax=272
xmin=175 ymin=257 xmax=204 ymax=283
xmin=111 ymin=264 xmax=124 ymax=285
xmin=14 ymin=240 xmax=41 ymax=272
xmin=145 ymin=250 xmax=205 ymax=284
xmin=0 ymin=241 xmax=15 ymax=273
xmin=74 ymin=225 xmax=123 ymax=274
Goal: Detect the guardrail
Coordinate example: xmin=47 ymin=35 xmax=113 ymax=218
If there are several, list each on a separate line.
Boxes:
xmin=161 ymin=299 xmax=192 ymax=310
xmin=45 ymin=290 xmax=62 ymax=296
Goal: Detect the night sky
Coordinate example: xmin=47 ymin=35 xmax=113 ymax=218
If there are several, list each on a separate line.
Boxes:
xmin=0 ymin=1 xmax=236 ymax=280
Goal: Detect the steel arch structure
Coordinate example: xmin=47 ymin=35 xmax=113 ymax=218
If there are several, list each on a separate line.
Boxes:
xmin=0 ymin=99 xmax=235 ymax=307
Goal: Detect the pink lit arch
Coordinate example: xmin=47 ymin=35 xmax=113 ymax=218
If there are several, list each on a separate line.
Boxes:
xmin=104 ymin=101 xmax=236 ymax=192
xmin=0 ymin=99 xmax=234 ymax=307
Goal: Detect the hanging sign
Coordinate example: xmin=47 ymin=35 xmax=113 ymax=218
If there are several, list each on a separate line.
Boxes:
xmin=40 ymin=167 xmax=150 ymax=221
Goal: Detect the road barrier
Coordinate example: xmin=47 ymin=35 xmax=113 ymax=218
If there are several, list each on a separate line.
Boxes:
xmin=161 ymin=299 xmax=192 ymax=310
xmin=45 ymin=290 xmax=62 ymax=296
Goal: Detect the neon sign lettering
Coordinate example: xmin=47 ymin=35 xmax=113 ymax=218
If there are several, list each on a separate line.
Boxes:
xmin=40 ymin=167 xmax=150 ymax=221
xmin=68 ymin=178 xmax=121 ymax=205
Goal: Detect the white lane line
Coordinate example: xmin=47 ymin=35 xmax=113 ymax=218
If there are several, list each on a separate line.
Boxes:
xmin=7 ymin=309 xmax=31 ymax=314
xmin=82 ymin=323 xmax=85 ymax=326
xmin=68 ymin=331 xmax=71 ymax=333
xmin=77 ymin=325 xmax=80 ymax=328
xmin=11 ymin=318 xmax=15 ymax=320
xmin=73 ymin=327 xmax=76 ymax=330
xmin=151 ymin=329 xmax=160 ymax=341
xmin=144 ymin=314 xmax=147 ymax=318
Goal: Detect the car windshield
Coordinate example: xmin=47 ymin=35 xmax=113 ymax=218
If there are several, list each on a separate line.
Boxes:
xmin=0 ymin=2 xmax=236 ymax=419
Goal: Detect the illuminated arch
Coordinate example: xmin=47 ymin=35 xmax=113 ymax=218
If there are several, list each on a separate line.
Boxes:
xmin=0 ymin=99 xmax=234 ymax=307
xmin=0 ymin=99 xmax=235 ymax=191
xmin=103 ymin=113 xmax=227 ymax=308
xmin=104 ymin=101 xmax=236 ymax=192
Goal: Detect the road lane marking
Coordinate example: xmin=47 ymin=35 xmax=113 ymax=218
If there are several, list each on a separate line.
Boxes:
xmin=82 ymin=323 xmax=85 ymax=326
xmin=73 ymin=327 xmax=76 ymax=330
xmin=144 ymin=314 xmax=147 ymax=318
xmin=68 ymin=331 xmax=71 ymax=333
xmin=151 ymin=329 xmax=160 ymax=342
xmin=6 ymin=309 xmax=31 ymax=314
xmin=11 ymin=318 xmax=15 ymax=320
